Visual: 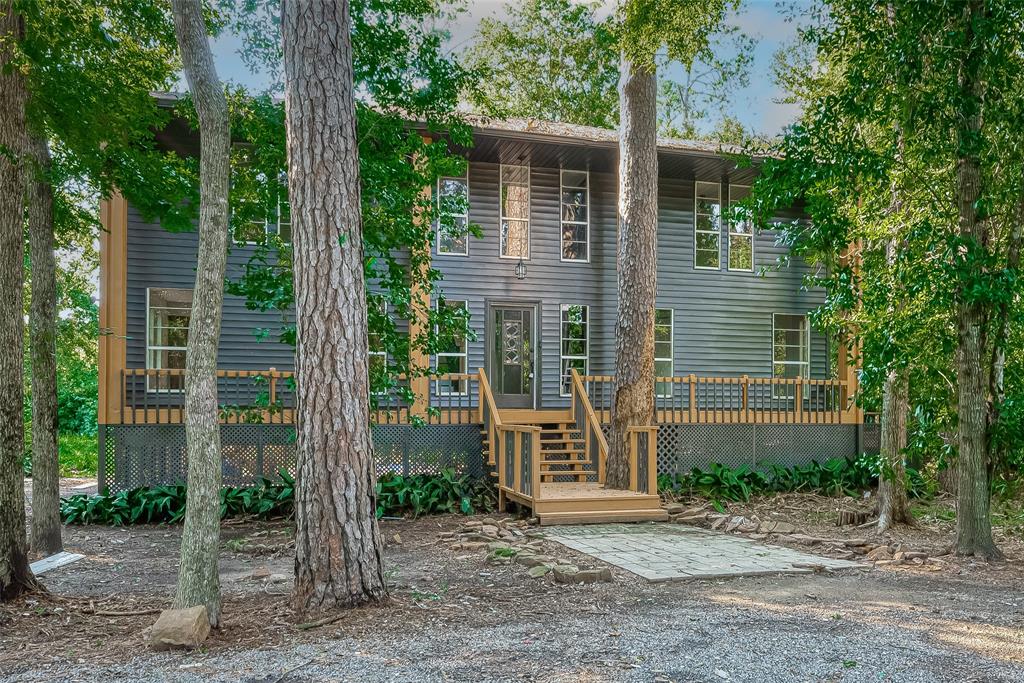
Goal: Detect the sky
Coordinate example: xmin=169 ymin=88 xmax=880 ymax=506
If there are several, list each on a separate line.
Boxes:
xmin=211 ymin=0 xmax=803 ymax=137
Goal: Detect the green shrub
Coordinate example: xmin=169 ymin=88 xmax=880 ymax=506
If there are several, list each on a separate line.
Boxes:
xmin=61 ymin=467 xmax=494 ymax=526
xmin=657 ymin=455 xmax=935 ymax=506
xmin=23 ymin=429 xmax=99 ymax=477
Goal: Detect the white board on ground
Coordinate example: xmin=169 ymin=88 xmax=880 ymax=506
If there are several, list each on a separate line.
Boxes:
xmin=30 ymin=551 xmax=85 ymax=575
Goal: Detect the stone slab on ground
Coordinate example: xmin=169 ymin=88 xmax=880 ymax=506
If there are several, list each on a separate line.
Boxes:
xmin=29 ymin=551 xmax=85 ymax=576
xmin=543 ymin=523 xmax=864 ymax=581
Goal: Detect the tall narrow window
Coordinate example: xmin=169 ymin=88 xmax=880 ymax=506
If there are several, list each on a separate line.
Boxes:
xmin=560 ymin=170 xmax=589 ymax=262
xmin=500 ymin=164 xmax=530 ymax=258
xmin=694 ymin=181 xmax=722 ymax=269
xmin=654 ymin=308 xmax=674 ymax=398
xmin=773 ymin=313 xmax=810 ymax=379
xmin=559 ymin=304 xmax=589 ymax=396
xmin=368 ymin=297 xmax=388 ymax=390
xmin=146 ymin=288 xmax=193 ymax=391
xmin=436 ymin=299 xmax=469 ymax=394
xmin=236 ymin=172 xmax=290 ymax=243
xmin=728 ymin=184 xmax=753 ymax=271
xmin=437 ymin=175 xmax=469 ymax=256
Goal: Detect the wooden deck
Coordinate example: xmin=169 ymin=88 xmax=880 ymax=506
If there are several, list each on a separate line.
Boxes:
xmin=503 ymin=482 xmax=668 ymax=526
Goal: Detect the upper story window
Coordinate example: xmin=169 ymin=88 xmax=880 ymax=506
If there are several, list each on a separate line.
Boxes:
xmin=368 ymin=297 xmax=388 ymax=383
xmin=146 ymin=288 xmax=192 ymax=392
xmin=235 ymin=173 xmax=291 ymax=244
xmin=772 ymin=313 xmax=810 ymax=379
xmin=435 ymin=299 xmax=469 ymax=395
xmin=728 ymin=184 xmax=753 ymax=272
xmin=560 ymin=170 xmax=589 ymax=262
xmin=694 ymin=181 xmax=722 ymax=270
xmin=654 ymin=308 xmax=674 ymax=398
xmin=437 ymin=175 xmax=470 ymax=256
xmin=500 ymin=164 xmax=530 ymax=259
xmin=559 ymin=304 xmax=589 ymax=396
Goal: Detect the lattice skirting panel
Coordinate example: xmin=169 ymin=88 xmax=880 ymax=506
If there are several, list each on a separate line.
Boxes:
xmin=601 ymin=423 xmax=878 ymax=478
xmin=99 ymin=424 xmax=484 ymax=492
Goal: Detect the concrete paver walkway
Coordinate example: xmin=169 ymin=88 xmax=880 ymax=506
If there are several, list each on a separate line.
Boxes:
xmin=544 ymin=523 xmax=863 ymax=581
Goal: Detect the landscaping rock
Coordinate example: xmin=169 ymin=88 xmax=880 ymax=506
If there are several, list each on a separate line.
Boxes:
xmin=487 ymin=541 xmax=511 ymax=551
xmin=665 ymin=503 xmax=686 ymax=515
xmin=709 ymin=515 xmax=729 ymax=530
xmin=866 ymin=545 xmax=894 ymax=562
xmin=553 ymin=565 xmax=613 ymax=584
xmin=249 ymin=566 xmax=271 ymax=580
xmin=459 ymin=541 xmax=489 ymax=551
xmin=528 ymin=565 xmax=551 ymax=578
xmin=480 ymin=524 xmax=500 ymax=537
xmin=770 ymin=522 xmax=797 ymax=534
xmin=148 ymin=607 xmax=210 ymax=651
xmin=515 ymin=554 xmax=554 ymax=568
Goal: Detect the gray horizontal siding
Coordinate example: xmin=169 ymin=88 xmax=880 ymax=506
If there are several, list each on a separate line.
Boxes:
xmin=124 ymin=140 xmax=827 ymax=410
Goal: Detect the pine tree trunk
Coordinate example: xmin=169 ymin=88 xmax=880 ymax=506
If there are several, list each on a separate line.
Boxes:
xmin=0 ymin=0 xmax=39 ymax=600
xmin=877 ymin=367 xmax=912 ymax=531
xmin=282 ymin=0 xmax=387 ymax=613
xmin=952 ymin=0 xmax=1000 ymax=560
xmin=28 ymin=133 xmax=61 ymax=556
xmin=607 ymin=53 xmax=659 ymax=490
xmin=169 ymin=0 xmax=230 ymax=627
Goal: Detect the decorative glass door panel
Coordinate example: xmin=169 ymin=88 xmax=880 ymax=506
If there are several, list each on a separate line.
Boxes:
xmin=491 ymin=306 xmax=535 ymax=408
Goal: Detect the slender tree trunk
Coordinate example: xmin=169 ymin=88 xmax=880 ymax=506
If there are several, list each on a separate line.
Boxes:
xmin=608 ymin=53 xmax=658 ymax=490
xmin=952 ymin=0 xmax=1000 ymax=560
xmin=0 ymin=0 xmax=39 ymax=600
xmin=28 ymin=133 xmax=61 ymax=556
xmin=283 ymin=0 xmax=387 ymax=613
xmin=877 ymin=367 xmax=912 ymax=531
xmin=169 ymin=0 xmax=230 ymax=626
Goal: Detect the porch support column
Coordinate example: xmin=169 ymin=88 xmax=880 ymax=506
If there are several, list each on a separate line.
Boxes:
xmin=408 ymin=139 xmax=432 ymax=419
xmin=99 ymin=193 xmax=128 ymax=427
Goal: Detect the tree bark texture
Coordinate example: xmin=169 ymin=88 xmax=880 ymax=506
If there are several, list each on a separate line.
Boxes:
xmin=608 ymin=54 xmax=659 ymax=490
xmin=28 ymin=133 xmax=61 ymax=556
xmin=952 ymin=0 xmax=1000 ymax=560
xmin=170 ymin=0 xmax=231 ymax=627
xmin=877 ymin=367 xmax=912 ymax=531
xmin=0 ymin=0 xmax=38 ymax=600
xmin=282 ymin=0 xmax=387 ymax=613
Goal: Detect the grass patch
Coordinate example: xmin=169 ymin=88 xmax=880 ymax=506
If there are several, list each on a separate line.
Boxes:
xmin=24 ymin=431 xmax=98 ymax=478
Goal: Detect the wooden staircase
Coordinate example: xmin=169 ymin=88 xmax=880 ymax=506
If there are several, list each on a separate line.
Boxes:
xmin=478 ymin=369 xmax=668 ymax=526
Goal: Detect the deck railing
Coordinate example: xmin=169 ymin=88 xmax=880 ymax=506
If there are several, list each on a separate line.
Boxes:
xmin=478 ymin=368 xmax=502 ymax=466
xmin=494 ymin=422 xmax=542 ymax=501
xmin=582 ymin=374 xmax=853 ymax=425
xmin=115 ymin=368 xmax=479 ymax=426
xmin=569 ymin=368 xmax=609 ymax=484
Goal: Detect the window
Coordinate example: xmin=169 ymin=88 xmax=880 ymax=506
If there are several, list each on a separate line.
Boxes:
xmin=559 ymin=305 xmax=589 ymax=396
xmin=368 ymin=298 xmax=388 ymax=387
xmin=235 ymin=173 xmax=291 ymax=243
xmin=560 ymin=170 xmax=589 ymax=262
xmin=654 ymin=309 xmax=673 ymax=398
xmin=146 ymin=288 xmax=192 ymax=391
xmin=500 ymin=164 xmax=530 ymax=258
xmin=436 ymin=299 xmax=469 ymax=394
xmin=694 ymin=181 xmax=722 ymax=269
xmin=773 ymin=313 xmax=810 ymax=379
xmin=437 ymin=175 xmax=469 ymax=256
xmin=728 ymin=184 xmax=753 ymax=271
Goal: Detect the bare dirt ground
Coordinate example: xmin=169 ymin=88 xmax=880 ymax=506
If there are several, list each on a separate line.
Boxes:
xmin=3 ymin=494 xmax=1023 ymax=682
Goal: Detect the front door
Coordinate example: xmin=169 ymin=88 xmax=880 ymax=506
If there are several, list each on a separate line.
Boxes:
xmin=489 ymin=304 xmax=537 ymax=409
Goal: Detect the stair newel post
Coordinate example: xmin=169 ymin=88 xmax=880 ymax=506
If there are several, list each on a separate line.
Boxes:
xmin=513 ymin=429 xmax=522 ymax=494
xmin=530 ymin=427 xmax=542 ymax=501
xmin=647 ymin=426 xmax=658 ymax=495
xmin=628 ymin=428 xmax=639 ymax=491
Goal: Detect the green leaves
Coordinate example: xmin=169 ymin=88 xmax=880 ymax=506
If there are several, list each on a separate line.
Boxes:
xmin=374 ymin=468 xmax=496 ymax=519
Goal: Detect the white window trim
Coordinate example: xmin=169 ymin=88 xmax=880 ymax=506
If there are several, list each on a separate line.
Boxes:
xmin=435 ymin=299 xmax=469 ymax=396
xmin=368 ymin=299 xmax=388 ymax=394
xmin=145 ymin=287 xmax=191 ymax=393
xmin=499 ymin=163 xmax=531 ymax=260
xmin=694 ymin=180 xmax=722 ymax=271
xmin=728 ymin=184 xmax=754 ymax=272
xmin=654 ymin=308 xmax=674 ymax=399
xmin=559 ymin=304 xmax=589 ymax=397
xmin=771 ymin=312 xmax=811 ymax=380
xmin=436 ymin=173 xmax=470 ymax=257
xmin=559 ymin=168 xmax=590 ymax=264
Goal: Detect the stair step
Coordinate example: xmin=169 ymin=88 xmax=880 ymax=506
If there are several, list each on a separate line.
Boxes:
xmin=540 ymin=457 xmax=591 ymax=464
xmin=539 ymin=448 xmax=584 ymax=455
xmin=540 ymin=465 xmax=595 ymax=473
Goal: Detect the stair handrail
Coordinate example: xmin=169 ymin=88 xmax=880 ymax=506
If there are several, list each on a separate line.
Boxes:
xmin=570 ymin=368 xmax=609 ymax=484
xmin=478 ymin=368 xmax=503 ymax=466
